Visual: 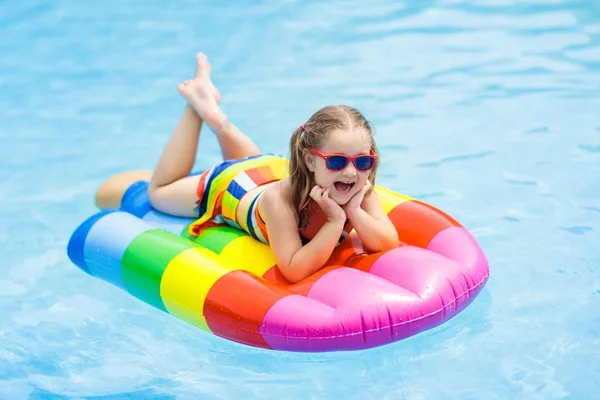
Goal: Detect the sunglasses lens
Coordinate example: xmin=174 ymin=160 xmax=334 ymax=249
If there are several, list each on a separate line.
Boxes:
xmin=355 ymin=156 xmax=374 ymax=171
xmin=327 ymin=156 xmax=348 ymax=170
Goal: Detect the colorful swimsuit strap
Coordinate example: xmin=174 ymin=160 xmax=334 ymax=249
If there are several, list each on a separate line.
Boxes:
xmin=190 ymin=154 xmax=288 ymax=237
xmin=245 ymin=187 xmax=270 ymax=244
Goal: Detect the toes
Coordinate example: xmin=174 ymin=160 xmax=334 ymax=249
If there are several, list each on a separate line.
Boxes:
xmin=195 ymin=52 xmax=210 ymax=79
xmin=177 ymin=81 xmax=190 ymax=93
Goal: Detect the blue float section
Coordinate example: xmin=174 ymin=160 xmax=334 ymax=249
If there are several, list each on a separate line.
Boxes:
xmin=83 ymin=211 xmax=155 ymax=290
xmin=121 ymin=180 xmax=153 ymax=218
xmin=120 ymin=180 xmax=196 ymax=236
xmin=68 ymin=180 xmax=197 ymax=287
xmin=67 ymin=209 xmax=116 ymax=275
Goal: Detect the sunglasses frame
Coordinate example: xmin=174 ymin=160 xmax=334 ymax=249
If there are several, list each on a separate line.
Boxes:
xmin=307 ymin=147 xmax=377 ymax=171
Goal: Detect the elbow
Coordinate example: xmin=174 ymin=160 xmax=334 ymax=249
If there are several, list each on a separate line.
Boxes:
xmin=279 ymin=269 xmax=303 ymax=284
xmin=283 ymin=274 xmax=303 ymax=285
xmin=366 ymin=233 xmax=400 ymax=253
xmin=381 ymin=233 xmax=400 ymax=251
xmin=279 ymin=264 xmax=308 ymax=284
xmin=380 ymin=223 xmax=400 ymax=251
xmin=278 ymin=256 xmax=315 ymax=284
xmin=387 ymin=233 xmax=401 ymax=249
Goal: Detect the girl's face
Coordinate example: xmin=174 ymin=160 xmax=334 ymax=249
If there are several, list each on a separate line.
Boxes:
xmin=303 ymin=128 xmax=374 ymax=205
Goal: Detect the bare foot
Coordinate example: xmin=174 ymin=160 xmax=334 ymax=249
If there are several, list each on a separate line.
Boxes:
xmin=177 ymin=53 xmax=227 ymax=132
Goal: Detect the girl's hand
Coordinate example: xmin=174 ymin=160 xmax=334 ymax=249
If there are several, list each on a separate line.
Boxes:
xmin=310 ymin=186 xmax=346 ymax=223
xmin=342 ymin=180 xmax=372 ymax=216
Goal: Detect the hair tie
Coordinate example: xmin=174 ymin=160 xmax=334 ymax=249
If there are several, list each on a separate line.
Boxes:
xmin=300 ymin=124 xmax=305 ymax=132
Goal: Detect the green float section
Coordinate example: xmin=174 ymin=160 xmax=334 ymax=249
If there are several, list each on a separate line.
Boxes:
xmin=181 ymin=224 xmax=247 ymax=255
xmin=121 ymin=229 xmax=197 ymax=312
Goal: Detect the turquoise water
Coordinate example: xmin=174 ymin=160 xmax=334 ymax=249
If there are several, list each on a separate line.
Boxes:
xmin=1 ymin=0 xmax=599 ymax=398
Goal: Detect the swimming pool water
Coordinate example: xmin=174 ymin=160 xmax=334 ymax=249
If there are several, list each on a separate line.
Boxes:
xmin=1 ymin=0 xmax=599 ymax=399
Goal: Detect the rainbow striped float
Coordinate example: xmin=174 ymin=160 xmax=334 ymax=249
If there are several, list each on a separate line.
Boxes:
xmin=67 ymin=179 xmax=489 ymax=352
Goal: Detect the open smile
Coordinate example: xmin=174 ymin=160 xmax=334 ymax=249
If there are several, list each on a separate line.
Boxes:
xmin=334 ymin=180 xmax=355 ymax=193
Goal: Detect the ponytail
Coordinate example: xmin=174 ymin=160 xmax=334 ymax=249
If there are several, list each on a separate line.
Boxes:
xmin=288 ymin=125 xmax=314 ymax=230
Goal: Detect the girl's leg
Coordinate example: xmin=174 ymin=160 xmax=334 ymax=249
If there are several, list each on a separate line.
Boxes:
xmin=148 ymin=53 xmax=260 ymax=217
xmin=177 ymin=53 xmax=261 ymax=161
xmin=146 ymin=103 xmax=204 ymax=217
xmin=94 ymin=105 xmax=199 ymax=213
xmin=95 ymin=102 xmax=202 ymax=212
xmin=95 ymin=53 xmax=261 ymax=216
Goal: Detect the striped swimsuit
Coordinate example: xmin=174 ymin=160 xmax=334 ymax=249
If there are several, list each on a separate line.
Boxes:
xmin=189 ymin=154 xmax=287 ymax=244
xmin=188 ymin=153 xmax=352 ymax=245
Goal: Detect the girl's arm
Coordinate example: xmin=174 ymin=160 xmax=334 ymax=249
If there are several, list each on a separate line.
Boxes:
xmin=344 ymin=184 xmax=400 ymax=253
xmin=259 ymin=186 xmax=346 ymax=284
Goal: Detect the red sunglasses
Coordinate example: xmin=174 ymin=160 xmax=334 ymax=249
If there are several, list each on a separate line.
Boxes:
xmin=308 ymin=148 xmax=377 ymax=171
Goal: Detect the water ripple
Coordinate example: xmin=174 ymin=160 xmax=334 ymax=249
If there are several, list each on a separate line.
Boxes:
xmin=417 ymin=150 xmax=495 ymax=167
xmin=1 ymin=0 xmax=600 ymax=399
xmin=578 ymin=144 xmax=600 ymax=153
xmin=558 ymin=226 xmax=594 ymax=235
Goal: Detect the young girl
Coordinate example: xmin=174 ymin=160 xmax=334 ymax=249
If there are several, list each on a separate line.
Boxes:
xmin=96 ymin=53 xmax=399 ymax=283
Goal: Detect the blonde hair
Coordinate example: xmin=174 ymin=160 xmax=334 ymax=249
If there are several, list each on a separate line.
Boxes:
xmin=288 ymin=105 xmax=379 ymax=229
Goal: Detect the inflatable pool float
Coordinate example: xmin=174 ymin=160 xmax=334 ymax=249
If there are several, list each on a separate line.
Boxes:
xmin=67 ymin=178 xmax=489 ymax=352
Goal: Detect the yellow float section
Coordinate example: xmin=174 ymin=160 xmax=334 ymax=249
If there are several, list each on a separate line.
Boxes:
xmin=158 ymin=185 xmax=409 ymax=332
